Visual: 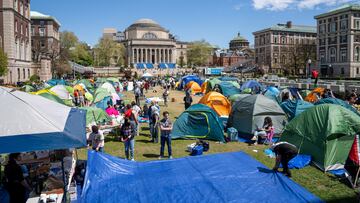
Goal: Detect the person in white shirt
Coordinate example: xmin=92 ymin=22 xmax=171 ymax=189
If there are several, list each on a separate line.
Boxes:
xmin=89 ymin=126 xmax=105 ymax=152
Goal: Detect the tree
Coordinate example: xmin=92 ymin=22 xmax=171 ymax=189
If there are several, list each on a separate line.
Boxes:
xmin=72 ymin=42 xmax=93 ymax=66
xmin=94 ymin=37 xmax=125 ymax=67
xmin=0 ymin=49 xmax=8 ymax=77
xmin=187 ymin=40 xmax=212 ymax=67
xmin=60 ymin=31 xmax=79 ymax=51
xmin=285 ymin=43 xmax=316 ymax=76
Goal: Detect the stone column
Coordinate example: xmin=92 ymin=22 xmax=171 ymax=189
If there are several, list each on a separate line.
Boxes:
xmin=155 ymin=49 xmax=157 ymax=64
xmin=141 ymin=48 xmax=144 ymax=63
xmin=132 ymin=48 xmax=135 ymax=64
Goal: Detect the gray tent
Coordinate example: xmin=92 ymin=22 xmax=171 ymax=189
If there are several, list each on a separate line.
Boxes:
xmin=227 ymin=94 xmax=287 ymax=138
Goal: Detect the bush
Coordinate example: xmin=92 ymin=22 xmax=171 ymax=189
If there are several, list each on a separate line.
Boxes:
xmin=29 ymin=74 xmax=40 ymax=82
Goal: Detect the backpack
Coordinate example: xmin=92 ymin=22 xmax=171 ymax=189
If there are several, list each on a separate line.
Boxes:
xmin=196 ymin=140 xmax=209 ymax=152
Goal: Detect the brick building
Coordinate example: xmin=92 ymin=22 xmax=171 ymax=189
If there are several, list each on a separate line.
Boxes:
xmin=0 ymin=0 xmax=32 ymax=84
xmin=30 ymin=11 xmax=60 ymax=81
xmin=253 ymin=21 xmax=317 ymax=75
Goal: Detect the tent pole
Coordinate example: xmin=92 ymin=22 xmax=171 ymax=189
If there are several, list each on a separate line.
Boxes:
xmin=61 ymin=156 xmax=67 ymax=203
xmin=354 ymin=166 xmax=360 ymax=188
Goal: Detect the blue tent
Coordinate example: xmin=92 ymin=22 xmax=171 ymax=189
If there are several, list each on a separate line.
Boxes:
xmin=47 ymin=79 xmax=67 ymax=86
xmin=95 ymin=96 xmax=112 ymax=110
xmin=219 ymin=81 xmax=241 ymax=97
xmin=315 ymin=98 xmax=360 ymax=116
xmin=179 ymin=75 xmax=203 ymax=89
xmin=172 ymin=104 xmax=225 ymax=142
xmin=263 ymin=86 xmax=280 ymax=103
xmin=80 ymin=151 xmax=323 ymax=203
xmin=281 ymin=100 xmax=314 ymax=121
xmin=240 ymin=80 xmax=262 ymax=93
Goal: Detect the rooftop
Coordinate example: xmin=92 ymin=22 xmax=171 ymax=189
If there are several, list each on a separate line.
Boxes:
xmin=30 ymin=11 xmax=61 ymax=26
xmin=253 ymin=22 xmax=316 ymax=34
xmin=127 ymin=18 xmax=166 ymax=31
xmin=231 ymin=32 xmax=248 ymax=42
xmin=315 ymin=4 xmax=360 ymax=19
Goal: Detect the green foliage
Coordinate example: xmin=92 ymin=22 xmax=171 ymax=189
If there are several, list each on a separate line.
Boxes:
xmin=72 ymin=42 xmax=94 ymax=66
xmin=29 ymin=74 xmax=40 ymax=82
xmin=60 ymin=31 xmax=79 ymax=50
xmin=94 ymin=37 xmax=125 ymax=67
xmin=187 ymin=40 xmax=212 ymax=67
xmin=0 ymin=49 xmax=8 ymax=77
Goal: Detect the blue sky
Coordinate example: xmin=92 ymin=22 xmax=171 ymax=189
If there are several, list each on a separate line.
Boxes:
xmin=31 ymin=0 xmax=359 ymax=48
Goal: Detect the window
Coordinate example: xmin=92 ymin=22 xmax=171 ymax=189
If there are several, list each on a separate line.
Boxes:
xmin=340 ymin=20 xmax=347 ymax=30
xmin=281 ymin=36 xmax=286 ymax=44
xmin=319 ymin=25 xmax=325 ymax=34
xmin=281 ymin=55 xmax=286 ymax=64
xmin=39 ymin=28 xmax=45 ymax=36
xmin=20 ymin=24 xmax=23 ymax=35
xmin=15 ymin=21 xmax=18 ymax=32
xmin=329 ymin=47 xmax=336 ymax=63
xmin=20 ymin=1 xmax=23 ymax=14
xmin=142 ymin=32 xmax=157 ymax=39
xmin=40 ymin=21 xmax=45 ymax=26
xmin=355 ymin=20 xmax=360 ymax=29
xmin=341 ymin=50 xmax=347 ymax=62
xmin=17 ymin=68 xmax=20 ymax=80
xmin=0 ymin=36 xmax=2 ymax=48
xmin=31 ymin=27 xmax=34 ymax=36
xmin=330 ymin=22 xmax=337 ymax=32
xmin=341 ymin=68 xmax=345 ymax=75
xmin=357 ymin=68 xmax=359 ymax=75
xmin=355 ymin=47 xmax=360 ymax=62
xmin=320 ymin=53 xmax=325 ymax=63
xmin=340 ymin=35 xmax=347 ymax=43
xmin=14 ymin=0 xmax=18 ymax=11
xmin=23 ymin=68 xmax=25 ymax=79
xmin=28 ymin=69 xmax=30 ymax=78
xmin=41 ymin=40 xmax=46 ymax=48
xmin=273 ymin=36 xmax=278 ymax=43
xmin=15 ymin=38 xmax=18 ymax=59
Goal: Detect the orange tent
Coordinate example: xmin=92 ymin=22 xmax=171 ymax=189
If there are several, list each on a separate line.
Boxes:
xmin=186 ymin=81 xmax=202 ymax=95
xmin=199 ymin=91 xmax=231 ymax=117
xmin=305 ymin=87 xmax=325 ymax=103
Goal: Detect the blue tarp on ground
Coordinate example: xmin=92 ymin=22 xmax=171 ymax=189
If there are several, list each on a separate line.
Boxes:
xmin=80 ymin=151 xmax=323 ymax=203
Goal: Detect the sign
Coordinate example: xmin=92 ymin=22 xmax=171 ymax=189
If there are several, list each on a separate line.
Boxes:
xmin=205 ymin=67 xmax=224 ymax=75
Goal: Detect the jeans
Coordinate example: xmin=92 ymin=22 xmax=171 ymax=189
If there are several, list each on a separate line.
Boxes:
xmin=135 ymin=96 xmax=140 ymax=106
xmin=281 ymin=152 xmax=297 ymax=176
xmin=150 ymin=124 xmax=159 ymax=143
xmin=124 ymin=139 xmax=135 ymax=160
xmin=160 ymin=135 xmax=172 ymax=157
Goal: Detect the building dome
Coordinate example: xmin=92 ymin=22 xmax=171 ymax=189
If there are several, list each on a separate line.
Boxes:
xmin=229 ymin=32 xmax=249 ymax=51
xmin=231 ymin=32 xmax=248 ymax=42
xmin=127 ymin=18 xmax=165 ymax=31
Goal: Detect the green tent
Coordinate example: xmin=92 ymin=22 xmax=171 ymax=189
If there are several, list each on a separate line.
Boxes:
xmin=107 ymin=77 xmax=119 ymax=83
xmin=93 ymin=88 xmax=111 ymax=103
xmin=206 ymin=78 xmax=222 ymax=93
xmin=65 ymin=85 xmax=74 ymax=94
xmin=21 ymin=85 xmax=35 ymax=92
xmin=280 ymin=104 xmax=360 ymax=171
xmin=38 ymin=93 xmax=66 ymax=105
xmin=227 ymin=94 xmax=287 ymax=138
xmin=172 ymin=104 xmax=225 ymax=142
xmin=80 ymin=107 xmax=111 ymax=126
xmin=228 ymin=94 xmax=250 ymax=103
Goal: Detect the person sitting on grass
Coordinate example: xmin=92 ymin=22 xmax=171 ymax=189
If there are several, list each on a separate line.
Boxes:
xmin=251 ymin=117 xmax=274 ymax=145
xmin=120 ymin=117 xmax=136 ymax=161
xmin=159 ymin=111 xmax=173 ymax=159
xmin=89 ymin=125 xmax=105 ymax=152
xmin=271 ymin=142 xmax=298 ymax=177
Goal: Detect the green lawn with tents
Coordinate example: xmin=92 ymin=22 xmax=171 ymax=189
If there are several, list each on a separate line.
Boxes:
xmin=73 ymin=87 xmax=358 ymax=203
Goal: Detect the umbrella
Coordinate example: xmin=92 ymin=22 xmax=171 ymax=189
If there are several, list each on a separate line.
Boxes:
xmin=0 ymin=87 xmax=87 ymax=154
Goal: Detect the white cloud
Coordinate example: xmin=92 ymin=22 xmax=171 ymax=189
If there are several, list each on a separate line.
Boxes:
xmin=252 ymin=0 xmax=356 ymax=11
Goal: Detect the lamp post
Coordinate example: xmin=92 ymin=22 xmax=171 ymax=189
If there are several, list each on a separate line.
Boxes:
xmin=307 ymin=59 xmax=312 ymax=79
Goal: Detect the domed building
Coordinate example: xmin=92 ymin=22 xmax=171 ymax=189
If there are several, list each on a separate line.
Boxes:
xmin=229 ymin=32 xmax=250 ymax=51
xmin=122 ymin=18 xmax=187 ymax=68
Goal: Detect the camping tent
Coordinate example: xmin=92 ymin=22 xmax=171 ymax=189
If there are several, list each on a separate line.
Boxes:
xmin=315 ymin=98 xmax=360 ymax=116
xmin=38 ymin=92 xmax=67 ymax=105
xmin=47 ymin=79 xmax=67 ymax=86
xmin=240 ymin=80 xmax=262 ymax=93
xmin=0 ymin=87 xmax=86 ymax=153
xmin=201 ymin=81 xmax=208 ymax=94
xmin=172 ymin=104 xmax=225 ymax=142
xmin=228 ymin=94 xmax=250 ymax=104
xmin=142 ymin=72 xmax=153 ymax=78
xmin=199 ymin=92 xmax=231 ymax=117
xmin=218 ymin=76 xmax=238 ymax=82
xmin=263 ymin=86 xmax=280 ymax=103
xmin=21 ymin=85 xmax=35 ymax=92
xmin=218 ymin=81 xmax=241 ymax=97
xmin=227 ymin=94 xmax=287 ymax=138
xmin=100 ymin=82 xmax=116 ymax=95
xmin=280 ymin=104 xmax=360 ymax=171
xmin=93 ymin=88 xmax=111 ymax=104
xmin=50 ymin=85 xmax=72 ymax=100
xmin=305 ymin=87 xmax=325 ymax=103
xmin=80 ymin=107 xmax=111 ymax=126
xmin=185 ymin=81 xmax=202 ymax=95
xmin=206 ymin=78 xmax=222 ymax=93
xmin=179 ymin=75 xmax=203 ymax=89
xmin=278 ymin=87 xmax=303 ymax=102
xmin=280 ymin=100 xmax=313 ymax=121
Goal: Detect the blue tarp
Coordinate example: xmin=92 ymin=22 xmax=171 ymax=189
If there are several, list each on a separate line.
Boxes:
xmin=240 ymin=80 xmax=262 ymax=93
xmin=95 ymin=96 xmax=112 ymax=110
xmin=280 ymin=100 xmax=314 ymax=121
xmin=179 ymin=75 xmax=203 ymax=89
xmin=219 ymin=81 xmax=241 ymax=97
xmin=81 ymin=151 xmax=323 ymax=203
xmin=218 ymin=76 xmax=238 ymax=82
xmin=146 ymin=63 xmax=154 ymax=69
xmin=47 ymin=79 xmax=67 ymax=86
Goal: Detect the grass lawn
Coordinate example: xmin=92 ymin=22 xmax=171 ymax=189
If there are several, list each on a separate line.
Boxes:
xmin=77 ymin=87 xmax=359 ymax=203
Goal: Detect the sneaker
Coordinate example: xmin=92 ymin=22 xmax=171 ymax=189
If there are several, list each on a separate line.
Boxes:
xmin=158 ymin=156 xmax=163 ymax=160
xmin=131 ymin=158 xmax=135 ymax=161
xmin=169 ymin=156 xmax=173 ymax=159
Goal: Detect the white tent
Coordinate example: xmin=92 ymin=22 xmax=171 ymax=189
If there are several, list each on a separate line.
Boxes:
xmin=0 ymin=87 xmax=87 ymax=153
xmin=142 ymin=72 xmax=153 ymax=78
xmin=50 ymin=85 xmax=71 ymax=100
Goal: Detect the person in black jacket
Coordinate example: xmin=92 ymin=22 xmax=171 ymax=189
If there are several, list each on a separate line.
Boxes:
xmin=271 ymin=142 xmax=298 ymax=177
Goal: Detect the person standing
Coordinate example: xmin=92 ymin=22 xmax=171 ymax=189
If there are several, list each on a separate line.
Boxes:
xmin=120 ymin=118 xmax=136 ymax=161
xmin=163 ymin=88 xmax=169 ymax=107
xmin=89 ymin=126 xmax=105 ymax=152
xmin=79 ymin=90 xmax=85 ymax=107
xmin=159 ymin=111 xmax=173 ymax=159
xmin=150 ymin=110 xmax=160 ymax=143
xmin=4 ymin=153 xmax=32 ymax=203
xmin=73 ymin=90 xmax=79 ymax=106
xmin=271 ymin=142 xmax=298 ymax=177
xmin=134 ymin=86 xmax=141 ymax=106
xmin=183 ymin=92 xmax=193 ymax=110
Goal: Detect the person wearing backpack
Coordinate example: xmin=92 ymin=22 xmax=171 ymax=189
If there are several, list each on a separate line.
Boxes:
xmin=183 ymin=92 xmax=193 ymax=110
